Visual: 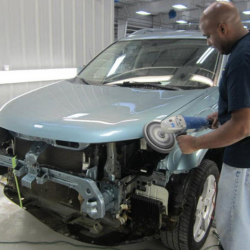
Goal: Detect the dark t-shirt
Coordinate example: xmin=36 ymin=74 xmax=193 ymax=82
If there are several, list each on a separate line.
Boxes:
xmin=218 ymin=31 xmax=250 ymax=168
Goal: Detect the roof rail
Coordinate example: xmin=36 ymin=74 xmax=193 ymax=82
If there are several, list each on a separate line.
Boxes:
xmin=130 ymin=28 xmax=176 ymax=36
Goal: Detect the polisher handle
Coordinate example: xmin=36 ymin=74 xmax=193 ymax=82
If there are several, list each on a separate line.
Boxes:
xmin=161 ymin=115 xmax=212 ymax=134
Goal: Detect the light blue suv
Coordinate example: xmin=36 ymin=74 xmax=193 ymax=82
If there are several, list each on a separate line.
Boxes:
xmin=0 ymin=29 xmax=226 ymax=250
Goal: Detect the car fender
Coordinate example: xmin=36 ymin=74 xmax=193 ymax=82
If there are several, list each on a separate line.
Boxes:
xmin=158 ymin=130 xmax=211 ymax=172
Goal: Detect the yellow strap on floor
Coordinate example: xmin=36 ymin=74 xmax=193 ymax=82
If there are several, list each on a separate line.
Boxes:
xmin=12 ymin=156 xmax=23 ymax=208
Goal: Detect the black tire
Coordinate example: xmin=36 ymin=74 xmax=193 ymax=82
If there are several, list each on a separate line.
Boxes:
xmin=160 ymin=159 xmax=219 ymax=250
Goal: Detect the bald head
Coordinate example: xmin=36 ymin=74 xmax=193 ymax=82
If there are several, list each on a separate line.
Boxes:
xmin=200 ymin=2 xmax=241 ymax=31
xmin=199 ymin=1 xmax=248 ymax=55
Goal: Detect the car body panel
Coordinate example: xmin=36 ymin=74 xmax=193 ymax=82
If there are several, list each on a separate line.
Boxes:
xmin=157 ymin=87 xmax=219 ymax=172
xmin=120 ymin=30 xmax=205 ymax=41
xmin=0 ymin=80 xmax=210 ymax=143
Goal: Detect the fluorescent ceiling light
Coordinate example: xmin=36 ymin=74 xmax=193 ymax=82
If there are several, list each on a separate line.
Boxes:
xmin=107 ymin=55 xmax=126 ymax=77
xmin=62 ymin=118 xmax=139 ymax=125
xmin=190 ymin=75 xmax=214 ymax=86
xmin=172 ymin=4 xmax=187 ymax=9
xmin=63 ymin=113 xmax=89 ymax=119
xmin=34 ymin=124 xmax=43 ymax=129
xmin=101 ymin=130 xmax=121 ymax=137
xmin=136 ymin=10 xmax=151 ymax=15
xmin=242 ymin=20 xmax=250 ymax=23
xmin=0 ymin=68 xmax=77 ymax=84
xmin=243 ymin=10 xmax=250 ymax=15
xmin=106 ymin=75 xmax=173 ymax=85
xmin=176 ymin=20 xmax=187 ymax=24
xmin=244 ymin=25 xmax=248 ymax=29
xmin=196 ymin=48 xmax=214 ymax=64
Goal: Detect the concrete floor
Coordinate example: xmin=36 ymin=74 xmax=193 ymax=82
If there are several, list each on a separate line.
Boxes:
xmin=0 ymin=175 xmax=220 ymax=250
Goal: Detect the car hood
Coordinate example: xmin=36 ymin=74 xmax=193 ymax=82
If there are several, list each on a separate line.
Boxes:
xmin=0 ymin=80 xmax=207 ymax=143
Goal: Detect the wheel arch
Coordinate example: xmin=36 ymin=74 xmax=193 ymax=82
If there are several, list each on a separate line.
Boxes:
xmin=161 ymin=159 xmax=220 ymax=250
xmin=161 ymin=146 xmax=224 ymax=173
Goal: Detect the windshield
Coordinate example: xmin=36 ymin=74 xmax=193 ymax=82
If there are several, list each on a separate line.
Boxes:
xmin=79 ymin=39 xmax=220 ymax=90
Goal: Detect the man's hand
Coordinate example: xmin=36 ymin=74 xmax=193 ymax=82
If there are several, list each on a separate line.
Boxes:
xmin=207 ymin=112 xmax=219 ymax=129
xmin=177 ymin=135 xmax=198 ymax=154
xmin=177 ymin=109 xmax=250 ymax=153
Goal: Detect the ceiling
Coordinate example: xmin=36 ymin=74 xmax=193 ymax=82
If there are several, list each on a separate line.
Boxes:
xmin=115 ymin=0 xmax=250 ymax=37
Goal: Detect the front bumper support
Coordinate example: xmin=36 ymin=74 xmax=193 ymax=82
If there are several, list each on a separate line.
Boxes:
xmin=0 ymin=154 xmax=113 ymax=219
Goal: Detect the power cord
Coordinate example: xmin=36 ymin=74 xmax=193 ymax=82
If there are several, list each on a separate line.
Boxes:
xmin=202 ymin=229 xmax=223 ymax=250
xmin=0 ymin=240 xmax=120 ymax=250
xmin=202 ymin=244 xmax=221 ymax=250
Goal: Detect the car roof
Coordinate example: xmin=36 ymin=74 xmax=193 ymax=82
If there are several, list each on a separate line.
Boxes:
xmin=120 ymin=29 xmax=205 ymax=41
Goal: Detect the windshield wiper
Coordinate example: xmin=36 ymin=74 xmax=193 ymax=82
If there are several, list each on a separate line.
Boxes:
xmin=117 ymin=81 xmax=181 ymax=91
xmin=75 ymin=76 xmax=90 ymax=85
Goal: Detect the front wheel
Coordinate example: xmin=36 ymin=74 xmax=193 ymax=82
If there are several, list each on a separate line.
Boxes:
xmin=160 ymin=159 xmax=219 ymax=250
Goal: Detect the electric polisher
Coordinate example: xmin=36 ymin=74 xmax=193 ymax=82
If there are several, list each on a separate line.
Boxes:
xmin=143 ymin=115 xmax=212 ymax=154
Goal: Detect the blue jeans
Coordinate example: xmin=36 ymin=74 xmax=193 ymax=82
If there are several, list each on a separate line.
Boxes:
xmin=215 ymin=163 xmax=250 ymax=250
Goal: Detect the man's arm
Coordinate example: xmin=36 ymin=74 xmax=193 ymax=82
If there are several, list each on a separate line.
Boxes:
xmin=177 ymin=108 xmax=250 ymax=154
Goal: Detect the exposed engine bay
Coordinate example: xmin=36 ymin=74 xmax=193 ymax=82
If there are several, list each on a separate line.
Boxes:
xmin=0 ymin=127 xmax=191 ymax=245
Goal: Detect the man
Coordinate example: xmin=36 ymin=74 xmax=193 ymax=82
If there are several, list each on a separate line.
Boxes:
xmin=177 ymin=2 xmax=250 ymax=250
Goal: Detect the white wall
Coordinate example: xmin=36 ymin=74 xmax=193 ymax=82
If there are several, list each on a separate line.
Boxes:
xmin=0 ymin=0 xmax=114 ymax=70
xmin=0 ymin=0 xmax=114 ymax=108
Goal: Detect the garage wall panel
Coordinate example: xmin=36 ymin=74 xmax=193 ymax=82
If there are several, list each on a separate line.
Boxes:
xmin=7 ymin=1 xmax=23 ymax=69
xmin=63 ymin=0 xmax=74 ymax=68
xmin=0 ymin=0 xmax=114 ymax=70
xmin=23 ymin=0 xmax=40 ymax=69
xmin=75 ymin=0 xmax=85 ymax=66
xmin=51 ymin=0 xmax=63 ymax=68
xmin=94 ymin=1 xmax=103 ymax=58
xmin=104 ymin=0 xmax=114 ymax=45
xmin=85 ymin=0 xmax=94 ymax=62
xmin=37 ymin=0 xmax=52 ymax=69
